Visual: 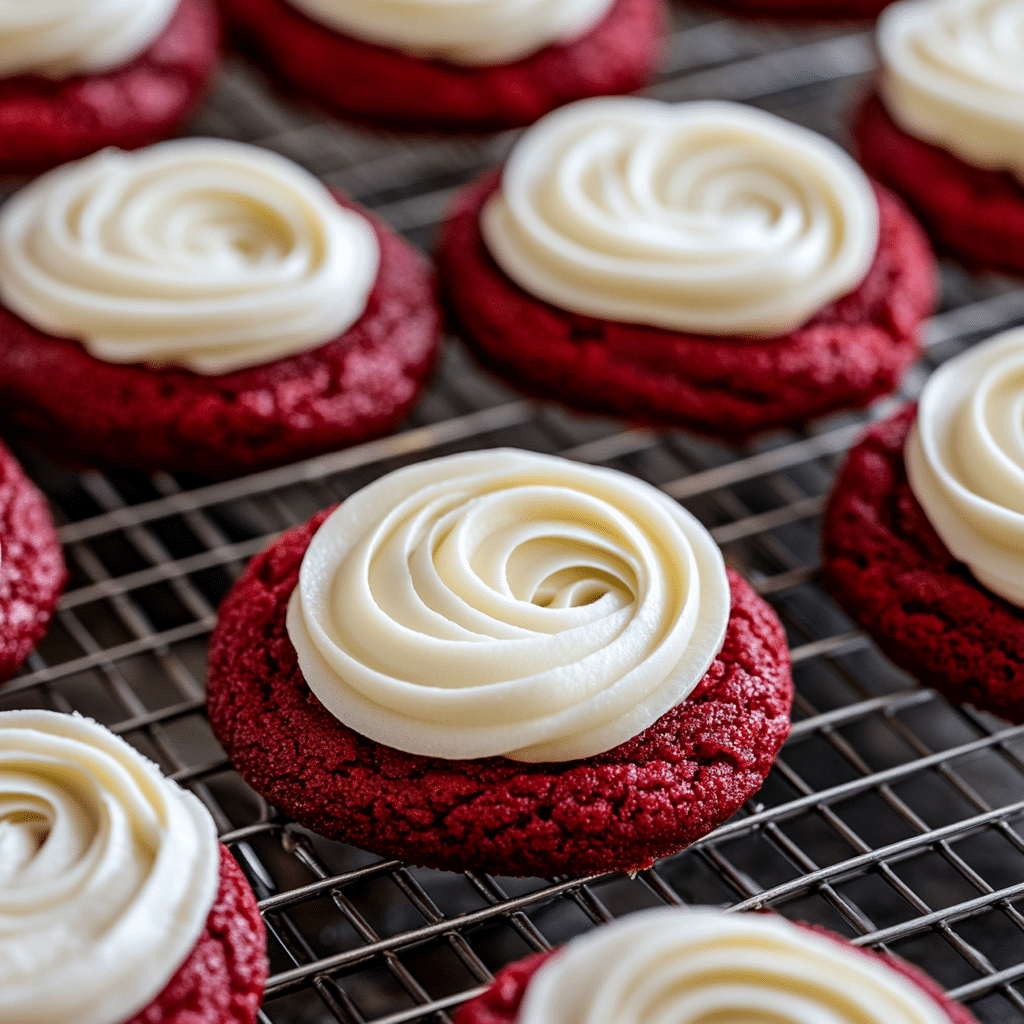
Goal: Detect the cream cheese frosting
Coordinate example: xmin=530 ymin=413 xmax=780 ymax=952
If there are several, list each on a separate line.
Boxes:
xmin=905 ymin=326 xmax=1024 ymax=607
xmin=877 ymin=0 xmax=1024 ymax=181
xmin=0 ymin=0 xmax=177 ymax=79
xmin=286 ymin=448 xmax=730 ymax=762
xmin=0 ymin=709 xmax=219 ymax=1024
xmin=0 ymin=139 xmax=380 ymax=376
xmin=282 ymin=0 xmax=615 ymax=65
xmin=517 ymin=908 xmax=950 ymax=1024
xmin=480 ymin=97 xmax=879 ymax=338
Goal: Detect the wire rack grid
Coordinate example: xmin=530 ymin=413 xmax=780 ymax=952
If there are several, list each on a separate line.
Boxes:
xmin=5 ymin=5 xmax=1024 ymax=1024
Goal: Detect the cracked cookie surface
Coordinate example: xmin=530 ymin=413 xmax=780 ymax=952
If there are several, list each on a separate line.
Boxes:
xmin=823 ymin=406 xmax=1024 ymax=722
xmin=207 ymin=508 xmax=793 ymax=877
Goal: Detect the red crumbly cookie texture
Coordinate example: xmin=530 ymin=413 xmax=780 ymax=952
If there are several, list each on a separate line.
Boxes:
xmin=0 ymin=198 xmax=440 ymax=478
xmin=206 ymin=508 xmax=793 ymax=878
xmin=697 ymin=0 xmax=893 ymax=18
xmin=436 ymin=172 xmax=935 ymax=441
xmin=823 ymin=405 xmax=1024 ymax=723
xmin=127 ymin=844 xmax=268 ymax=1024
xmin=214 ymin=0 xmax=665 ymax=133
xmin=450 ymin=922 xmax=977 ymax=1024
xmin=0 ymin=0 xmax=219 ymax=176
xmin=0 ymin=440 xmax=65 ymax=683
xmin=855 ymin=93 xmax=1024 ymax=276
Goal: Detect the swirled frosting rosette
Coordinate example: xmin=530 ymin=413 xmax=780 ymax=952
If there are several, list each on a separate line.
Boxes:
xmin=283 ymin=0 xmax=615 ymax=65
xmin=480 ymin=97 xmax=879 ymax=338
xmin=878 ymin=0 xmax=1024 ymax=181
xmin=286 ymin=449 xmax=730 ymax=762
xmin=0 ymin=139 xmax=380 ymax=375
xmin=0 ymin=709 xmax=219 ymax=1024
xmin=0 ymin=0 xmax=177 ymax=79
xmin=905 ymin=327 xmax=1024 ymax=607
xmin=514 ymin=908 xmax=951 ymax=1024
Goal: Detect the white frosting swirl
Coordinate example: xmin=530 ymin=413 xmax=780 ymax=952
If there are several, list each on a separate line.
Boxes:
xmin=287 ymin=448 xmax=730 ymax=762
xmin=0 ymin=709 xmax=220 ymax=1024
xmin=283 ymin=0 xmax=615 ymax=65
xmin=0 ymin=139 xmax=380 ymax=376
xmin=518 ymin=908 xmax=951 ymax=1024
xmin=0 ymin=0 xmax=177 ymax=79
xmin=480 ymin=98 xmax=879 ymax=338
xmin=905 ymin=326 xmax=1024 ymax=607
xmin=878 ymin=0 xmax=1024 ymax=181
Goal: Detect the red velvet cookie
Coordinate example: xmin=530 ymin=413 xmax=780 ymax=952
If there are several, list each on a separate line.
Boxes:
xmin=822 ymin=405 xmax=1024 ymax=723
xmin=437 ymin=172 xmax=935 ymax=441
xmin=697 ymin=0 xmax=893 ymax=18
xmin=452 ymin=920 xmax=977 ymax=1024
xmin=206 ymin=507 xmax=793 ymax=878
xmin=129 ymin=844 xmax=267 ymax=1024
xmin=0 ymin=0 xmax=219 ymax=176
xmin=854 ymin=93 xmax=1024 ymax=277
xmin=0 ymin=440 xmax=65 ymax=683
xmin=214 ymin=0 xmax=665 ymax=133
xmin=0 ymin=197 xmax=440 ymax=478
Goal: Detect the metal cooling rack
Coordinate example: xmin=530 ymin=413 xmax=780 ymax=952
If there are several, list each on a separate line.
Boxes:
xmin=5 ymin=5 xmax=1024 ymax=1023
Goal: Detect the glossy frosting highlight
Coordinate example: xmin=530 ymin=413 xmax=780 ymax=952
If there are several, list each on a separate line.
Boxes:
xmin=481 ymin=97 xmax=879 ymax=337
xmin=0 ymin=709 xmax=219 ymax=1024
xmin=0 ymin=139 xmax=379 ymax=375
xmin=878 ymin=0 xmax=1024 ymax=181
xmin=519 ymin=908 xmax=950 ymax=1024
xmin=0 ymin=0 xmax=177 ymax=78
xmin=287 ymin=448 xmax=730 ymax=762
xmin=282 ymin=0 xmax=614 ymax=65
xmin=906 ymin=326 xmax=1024 ymax=607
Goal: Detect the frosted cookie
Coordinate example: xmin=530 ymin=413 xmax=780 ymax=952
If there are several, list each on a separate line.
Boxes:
xmin=823 ymin=328 xmax=1024 ymax=722
xmin=854 ymin=0 xmax=1024 ymax=275
xmin=0 ymin=440 xmax=65 ymax=683
xmin=0 ymin=709 xmax=267 ymax=1024
xmin=0 ymin=138 xmax=440 ymax=477
xmin=207 ymin=448 xmax=793 ymax=876
xmin=214 ymin=0 xmax=666 ymax=133
xmin=453 ymin=907 xmax=977 ymax=1024
xmin=438 ymin=97 xmax=935 ymax=440
xmin=0 ymin=0 xmax=219 ymax=175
